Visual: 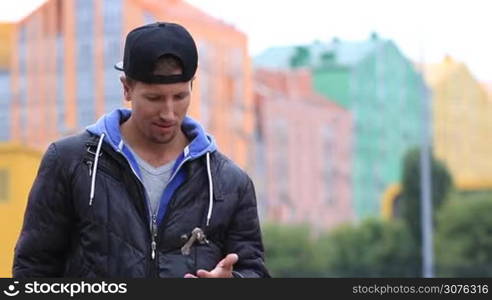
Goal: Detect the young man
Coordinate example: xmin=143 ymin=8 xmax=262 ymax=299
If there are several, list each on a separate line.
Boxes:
xmin=13 ymin=22 xmax=269 ymax=278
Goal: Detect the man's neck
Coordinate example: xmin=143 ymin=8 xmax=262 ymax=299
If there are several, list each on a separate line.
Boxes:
xmin=120 ymin=119 xmax=188 ymax=168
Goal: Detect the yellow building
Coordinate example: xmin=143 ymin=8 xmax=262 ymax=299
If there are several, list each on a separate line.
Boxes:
xmin=425 ymin=56 xmax=492 ymax=189
xmin=0 ymin=144 xmax=41 ymax=277
xmin=383 ymin=60 xmax=492 ymax=218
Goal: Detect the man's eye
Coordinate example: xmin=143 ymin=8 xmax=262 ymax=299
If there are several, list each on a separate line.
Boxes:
xmin=146 ymin=96 xmax=160 ymax=101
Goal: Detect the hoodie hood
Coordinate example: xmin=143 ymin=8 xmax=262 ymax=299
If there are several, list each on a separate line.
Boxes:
xmin=86 ymin=108 xmax=218 ymax=230
xmin=86 ymin=108 xmax=217 ymax=159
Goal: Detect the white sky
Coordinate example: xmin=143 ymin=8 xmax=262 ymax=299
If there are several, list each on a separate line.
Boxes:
xmin=1 ymin=0 xmax=491 ymax=82
xmin=186 ymin=0 xmax=492 ymax=83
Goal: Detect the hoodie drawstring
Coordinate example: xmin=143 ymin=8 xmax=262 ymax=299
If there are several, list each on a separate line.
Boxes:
xmin=89 ymin=133 xmax=105 ymax=206
xmin=88 ymin=135 xmax=214 ymax=225
xmin=205 ymin=152 xmax=214 ymax=227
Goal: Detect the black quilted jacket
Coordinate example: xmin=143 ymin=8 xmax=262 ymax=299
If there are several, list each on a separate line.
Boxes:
xmin=13 ymin=131 xmax=269 ymax=278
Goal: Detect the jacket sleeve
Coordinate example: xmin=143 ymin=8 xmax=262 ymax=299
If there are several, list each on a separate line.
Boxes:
xmin=13 ymin=143 xmax=74 ymax=278
xmin=225 ymin=176 xmax=270 ymax=278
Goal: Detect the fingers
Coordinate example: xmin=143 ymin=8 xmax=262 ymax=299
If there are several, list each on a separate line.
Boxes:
xmin=191 ymin=253 xmax=239 ymax=278
xmin=218 ymin=253 xmax=239 ymax=270
xmin=196 ymin=269 xmax=214 ymax=278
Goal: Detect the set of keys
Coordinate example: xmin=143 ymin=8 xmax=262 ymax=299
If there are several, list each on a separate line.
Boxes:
xmin=180 ymin=227 xmax=209 ymax=256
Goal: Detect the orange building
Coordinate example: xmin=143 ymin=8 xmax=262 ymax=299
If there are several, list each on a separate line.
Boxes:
xmin=0 ymin=23 xmax=14 ymax=141
xmin=5 ymin=0 xmax=254 ymax=170
xmin=483 ymin=82 xmax=492 ymax=105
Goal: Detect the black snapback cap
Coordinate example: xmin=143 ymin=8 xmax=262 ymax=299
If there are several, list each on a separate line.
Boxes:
xmin=115 ymin=22 xmax=198 ymax=84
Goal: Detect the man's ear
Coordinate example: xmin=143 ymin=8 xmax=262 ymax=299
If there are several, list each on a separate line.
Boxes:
xmin=190 ymin=76 xmax=195 ymax=91
xmin=120 ymin=76 xmax=132 ymax=101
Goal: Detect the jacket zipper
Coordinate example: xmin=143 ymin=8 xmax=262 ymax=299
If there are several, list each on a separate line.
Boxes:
xmin=152 ymin=156 xmax=192 ymax=249
xmin=103 ymin=141 xmax=205 ymax=276
xmin=115 ymin=149 xmax=158 ymax=261
xmin=146 ymin=156 xmax=192 ymax=262
xmin=128 ymin=158 xmax=159 ymax=277
xmin=100 ymin=144 xmax=158 ymax=276
xmin=147 ymin=156 xmax=193 ymax=276
xmin=117 ymin=147 xmax=194 ymax=275
xmin=151 ymin=214 xmax=157 ymax=260
xmin=157 ymin=156 xmax=208 ymax=246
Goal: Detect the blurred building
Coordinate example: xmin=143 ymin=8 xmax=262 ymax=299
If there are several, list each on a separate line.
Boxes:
xmin=0 ymin=0 xmax=255 ymax=276
xmin=0 ymin=23 xmax=14 ymax=142
xmin=484 ymin=83 xmax=492 ymax=115
xmin=0 ymin=144 xmax=41 ymax=277
xmin=255 ymin=34 xmax=426 ymax=219
xmin=2 ymin=0 xmax=254 ymax=171
xmin=254 ymin=69 xmax=354 ymax=229
xmin=425 ymin=56 xmax=492 ymax=189
xmin=483 ymin=83 xmax=492 ymax=96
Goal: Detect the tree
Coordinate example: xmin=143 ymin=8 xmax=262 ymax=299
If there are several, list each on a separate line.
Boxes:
xmin=289 ymin=46 xmax=311 ymax=69
xmin=262 ymin=223 xmax=325 ymax=277
xmin=399 ymin=147 xmax=453 ymax=247
xmin=435 ymin=192 xmax=492 ymax=276
xmin=262 ymin=219 xmax=418 ymax=277
xmin=318 ymin=218 xmax=418 ymax=277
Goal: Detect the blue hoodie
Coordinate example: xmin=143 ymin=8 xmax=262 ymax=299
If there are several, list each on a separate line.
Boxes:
xmin=86 ymin=108 xmax=217 ymax=226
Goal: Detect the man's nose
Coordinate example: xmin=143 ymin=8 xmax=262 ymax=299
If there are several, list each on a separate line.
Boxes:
xmin=159 ymin=102 xmax=174 ymax=120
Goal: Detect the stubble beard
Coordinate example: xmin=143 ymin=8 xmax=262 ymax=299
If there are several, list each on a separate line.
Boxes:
xmin=149 ymin=127 xmax=178 ymax=145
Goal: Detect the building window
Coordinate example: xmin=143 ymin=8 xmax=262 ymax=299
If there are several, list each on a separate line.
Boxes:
xmin=322 ymin=125 xmax=335 ymax=205
xmin=56 ymin=35 xmax=66 ymax=134
xmin=103 ymin=0 xmax=123 ymax=113
xmin=0 ymin=169 xmax=9 ymax=202
xmin=18 ymin=25 xmax=27 ymax=142
xmin=273 ymin=119 xmax=290 ymax=208
xmin=75 ymin=0 xmax=95 ymax=127
xmin=0 ymin=71 xmax=11 ymax=141
xmin=198 ymin=40 xmax=213 ymax=130
xmin=227 ymin=47 xmax=244 ymax=132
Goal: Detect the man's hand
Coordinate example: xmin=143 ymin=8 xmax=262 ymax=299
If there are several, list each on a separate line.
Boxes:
xmin=184 ymin=253 xmax=238 ymax=278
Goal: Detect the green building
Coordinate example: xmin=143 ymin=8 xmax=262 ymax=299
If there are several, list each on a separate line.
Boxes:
xmin=255 ymin=34 xmax=427 ymax=218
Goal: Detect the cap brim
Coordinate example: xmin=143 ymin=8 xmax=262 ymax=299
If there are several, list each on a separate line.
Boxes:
xmin=114 ymin=61 xmax=124 ymax=71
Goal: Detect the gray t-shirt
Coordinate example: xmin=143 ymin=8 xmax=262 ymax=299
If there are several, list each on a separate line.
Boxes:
xmin=125 ymin=143 xmax=176 ymax=216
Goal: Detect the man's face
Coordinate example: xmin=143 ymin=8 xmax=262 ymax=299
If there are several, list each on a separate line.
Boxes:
xmin=122 ymin=78 xmax=192 ymax=145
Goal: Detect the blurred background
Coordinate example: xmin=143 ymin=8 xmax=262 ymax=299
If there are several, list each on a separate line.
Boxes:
xmin=0 ymin=0 xmax=491 ymax=277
